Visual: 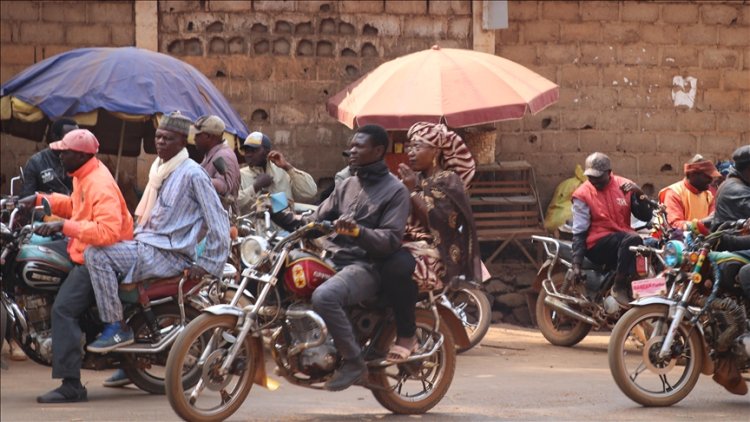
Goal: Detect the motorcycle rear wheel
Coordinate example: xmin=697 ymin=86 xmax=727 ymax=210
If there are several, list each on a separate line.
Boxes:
xmin=123 ymin=303 xmax=202 ymax=395
xmin=370 ymin=309 xmax=456 ymax=414
xmin=165 ymin=313 xmax=258 ymax=422
xmin=535 ymin=273 xmax=591 ymax=347
xmin=608 ymin=303 xmax=703 ymax=407
xmin=448 ymin=287 xmax=492 ymax=353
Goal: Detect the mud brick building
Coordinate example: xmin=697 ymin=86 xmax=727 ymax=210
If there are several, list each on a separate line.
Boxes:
xmin=2 ymin=1 xmax=749 ymax=207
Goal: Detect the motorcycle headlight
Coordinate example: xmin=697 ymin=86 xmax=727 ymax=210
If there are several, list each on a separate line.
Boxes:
xmin=240 ymin=236 xmax=268 ymax=267
xmin=664 ymin=240 xmax=684 ymax=268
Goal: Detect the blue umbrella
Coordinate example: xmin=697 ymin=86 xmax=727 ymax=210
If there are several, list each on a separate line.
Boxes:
xmin=1 ymin=47 xmax=248 ymax=166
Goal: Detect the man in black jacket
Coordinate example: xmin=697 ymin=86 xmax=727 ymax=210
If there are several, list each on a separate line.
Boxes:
xmin=273 ymin=124 xmax=411 ymax=391
xmin=713 ymin=145 xmax=750 ymax=225
xmin=20 ymin=118 xmax=78 ymax=197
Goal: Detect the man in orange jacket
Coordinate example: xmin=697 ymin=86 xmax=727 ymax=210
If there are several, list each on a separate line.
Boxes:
xmin=27 ymin=129 xmax=134 ymax=404
xmin=658 ymin=154 xmax=719 ymax=231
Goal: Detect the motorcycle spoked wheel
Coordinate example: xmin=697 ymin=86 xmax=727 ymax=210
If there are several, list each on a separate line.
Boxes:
xmin=165 ymin=313 xmax=258 ymax=422
xmin=535 ymin=272 xmax=592 ymax=347
xmin=448 ymin=287 xmax=492 ymax=353
xmin=370 ymin=309 xmax=456 ymax=414
xmin=608 ymin=303 xmax=703 ymax=407
xmin=122 ymin=303 xmax=203 ymax=395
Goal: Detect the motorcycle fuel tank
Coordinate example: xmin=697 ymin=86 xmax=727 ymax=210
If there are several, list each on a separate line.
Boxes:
xmin=284 ymin=250 xmax=336 ymax=297
xmin=16 ymin=244 xmax=72 ymax=291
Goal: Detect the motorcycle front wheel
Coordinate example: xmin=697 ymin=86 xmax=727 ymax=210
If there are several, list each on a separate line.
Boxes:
xmin=608 ymin=303 xmax=703 ymax=407
xmin=165 ymin=313 xmax=258 ymax=422
xmin=370 ymin=309 xmax=456 ymax=414
xmin=535 ymin=272 xmax=591 ymax=347
xmin=448 ymin=287 xmax=492 ymax=353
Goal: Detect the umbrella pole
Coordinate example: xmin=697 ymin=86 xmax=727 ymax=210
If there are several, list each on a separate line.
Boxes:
xmin=115 ymin=120 xmax=125 ymax=183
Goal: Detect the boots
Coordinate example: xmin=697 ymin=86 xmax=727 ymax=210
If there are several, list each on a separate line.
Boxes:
xmin=611 ymin=272 xmax=632 ymax=308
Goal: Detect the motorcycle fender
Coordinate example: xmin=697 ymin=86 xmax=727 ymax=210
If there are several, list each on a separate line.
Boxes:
xmin=437 ymin=303 xmax=471 ymax=350
xmin=202 ymin=304 xmax=245 ymax=318
xmin=629 ymin=297 xmax=678 ymax=308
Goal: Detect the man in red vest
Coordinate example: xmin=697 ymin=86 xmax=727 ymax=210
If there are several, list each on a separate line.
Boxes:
xmin=570 ymin=152 xmax=653 ymax=306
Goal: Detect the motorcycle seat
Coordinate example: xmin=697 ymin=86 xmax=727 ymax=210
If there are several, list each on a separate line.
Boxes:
xmin=118 ymin=275 xmax=201 ymax=304
xmin=555 ymin=240 xmax=605 ymax=272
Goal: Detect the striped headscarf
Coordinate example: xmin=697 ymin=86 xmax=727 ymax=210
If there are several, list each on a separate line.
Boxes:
xmin=407 ymin=122 xmax=476 ymax=187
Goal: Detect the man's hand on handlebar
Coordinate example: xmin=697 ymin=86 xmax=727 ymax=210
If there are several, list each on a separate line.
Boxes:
xmin=333 ymin=215 xmax=360 ymax=237
xmin=34 ymin=221 xmax=63 ymax=237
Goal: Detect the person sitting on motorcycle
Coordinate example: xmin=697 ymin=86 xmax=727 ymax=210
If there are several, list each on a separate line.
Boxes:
xmin=713 ymin=145 xmax=750 ymax=225
xmin=658 ymin=154 xmax=720 ymax=231
xmin=571 ymin=152 xmax=653 ymax=307
xmin=26 ymin=129 xmax=134 ymax=404
xmin=83 ymin=112 xmax=229 ymax=353
xmin=192 ymin=115 xmax=241 ymax=209
xmin=237 ymin=131 xmax=317 ymax=215
xmin=391 ymin=122 xmax=481 ymax=362
xmin=19 ymin=118 xmax=78 ymax=198
xmin=273 ymin=124 xmax=411 ymax=391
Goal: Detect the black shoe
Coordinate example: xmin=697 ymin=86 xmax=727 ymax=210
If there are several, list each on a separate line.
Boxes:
xmin=611 ymin=286 xmax=632 ymax=308
xmin=325 ymin=358 xmax=366 ymax=391
xmin=37 ymin=383 xmax=88 ymax=403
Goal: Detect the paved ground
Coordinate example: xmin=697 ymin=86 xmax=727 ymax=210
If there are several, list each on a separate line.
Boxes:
xmin=1 ymin=324 xmax=747 ymax=421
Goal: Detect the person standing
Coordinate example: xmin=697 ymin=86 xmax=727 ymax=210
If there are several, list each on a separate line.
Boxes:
xmin=192 ymin=115 xmax=240 ymax=204
xmin=33 ymin=129 xmax=134 ymax=403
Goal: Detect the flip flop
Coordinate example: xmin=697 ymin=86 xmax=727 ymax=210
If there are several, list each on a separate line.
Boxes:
xmin=386 ymin=342 xmax=418 ymax=364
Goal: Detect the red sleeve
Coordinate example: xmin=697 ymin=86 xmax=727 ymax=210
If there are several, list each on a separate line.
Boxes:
xmin=37 ymin=192 xmax=73 ymax=218
xmin=61 ymin=182 xmax=124 ymax=246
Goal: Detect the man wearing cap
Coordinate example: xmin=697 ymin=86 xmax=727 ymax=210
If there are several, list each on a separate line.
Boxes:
xmin=658 ymin=154 xmax=720 ymax=231
xmin=19 ymin=118 xmax=78 ymax=197
xmin=30 ymin=129 xmax=134 ymax=403
xmin=571 ymin=152 xmax=653 ymax=306
xmin=237 ymin=131 xmax=317 ymax=214
xmin=83 ymin=112 xmax=229 ymax=354
xmin=192 ymin=115 xmax=240 ymax=203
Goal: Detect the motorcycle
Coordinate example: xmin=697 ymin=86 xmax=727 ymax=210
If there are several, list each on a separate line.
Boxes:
xmin=0 ymin=193 xmax=227 ymax=394
xmin=608 ymin=220 xmax=749 ymax=406
xmin=164 ymin=217 xmax=468 ymax=421
xmin=530 ymin=200 xmax=672 ymax=347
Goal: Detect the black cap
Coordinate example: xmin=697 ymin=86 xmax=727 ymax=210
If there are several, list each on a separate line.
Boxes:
xmin=732 ymin=145 xmax=750 ymax=165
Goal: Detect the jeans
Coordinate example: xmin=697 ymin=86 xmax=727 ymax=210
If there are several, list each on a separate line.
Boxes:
xmin=586 ymin=232 xmax=643 ymax=275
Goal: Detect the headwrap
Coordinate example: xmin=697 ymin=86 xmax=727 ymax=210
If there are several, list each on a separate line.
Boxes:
xmin=158 ymin=111 xmax=192 ymax=135
xmin=407 ymin=122 xmax=476 ymax=187
xmin=683 ymin=155 xmax=720 ymax=178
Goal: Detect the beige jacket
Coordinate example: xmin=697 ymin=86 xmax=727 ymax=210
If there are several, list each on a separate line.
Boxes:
xmin=237 ymin=162 xmax=317 ymax=214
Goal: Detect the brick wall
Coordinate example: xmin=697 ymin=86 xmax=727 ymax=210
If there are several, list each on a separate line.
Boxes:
xmin=495 ymin=1 xmax=750 ymax=202
xmin=0 ymin=1 xmax=136 ymax=195
xmin=158 ymin=0 xmax=472 ymax=183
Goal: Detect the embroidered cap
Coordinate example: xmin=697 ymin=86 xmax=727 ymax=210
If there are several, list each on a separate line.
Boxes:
xmin=583 ymin=152 xmax=612 ymax=178
xmin=192 ymin=115 xmax=225 ymax=136
xmin=242 ymin=131 xmax=271 ymax=149
xmin=49 ymin=129 xmax=99 ymax=154
xmin=158 ymin=111 xmax=192 ymax=135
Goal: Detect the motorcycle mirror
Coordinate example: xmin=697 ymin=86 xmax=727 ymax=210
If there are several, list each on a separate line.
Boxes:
xmin=19 ymin=166 xmax=24 ymax=183
xmin=213 ymin=156 xmax=227 ymax=176
xmin=41 ymin=197 xmax=52 ymax=216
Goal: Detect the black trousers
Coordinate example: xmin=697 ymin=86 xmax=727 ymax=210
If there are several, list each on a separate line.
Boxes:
xmin=46 ymin=241 xmax=95 ymax=380
xmin=585 ymin=232 xmax=642 ymax=276
xmin=379 ymin=249 xmax=417 ymax=338
xmin=738 ymin=264 xmax=750 ymax=300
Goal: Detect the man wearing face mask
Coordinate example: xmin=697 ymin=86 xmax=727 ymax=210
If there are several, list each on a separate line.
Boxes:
xmin=570 ymin=152 xmax=653 ymax=307
xmin=658 ymin=154 xmax=720 ymax=231
xmin=19 ymin=118 xmax=78 ymax=197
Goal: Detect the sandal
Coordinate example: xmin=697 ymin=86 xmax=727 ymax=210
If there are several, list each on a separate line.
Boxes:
xmin=386 ymin=340 xmax=418 ymax=364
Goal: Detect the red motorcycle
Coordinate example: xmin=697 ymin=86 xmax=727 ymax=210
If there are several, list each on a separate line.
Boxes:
xmin=164 ymin=220 xmax=467 ymax=421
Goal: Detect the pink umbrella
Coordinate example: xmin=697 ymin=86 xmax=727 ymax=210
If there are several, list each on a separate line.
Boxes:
xmin=327 ymin=45 xmax=559 ymax=130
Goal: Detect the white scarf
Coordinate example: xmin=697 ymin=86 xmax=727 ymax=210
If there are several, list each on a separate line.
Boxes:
xmin=135 ymin=148 xmax=189 ymax=225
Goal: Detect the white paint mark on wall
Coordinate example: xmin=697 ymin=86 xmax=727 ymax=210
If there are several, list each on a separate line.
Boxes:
xmin=672 ymin=76 xmax=697 ymax=109
xmin=665 ymin=57 xmax=675 ymax=63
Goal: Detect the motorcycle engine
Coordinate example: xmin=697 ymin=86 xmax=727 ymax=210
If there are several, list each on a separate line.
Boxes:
xmin=286 ymin=303 xmax=337 ymax=377
xmin=18 ymin=294 xmax=54 ymax=363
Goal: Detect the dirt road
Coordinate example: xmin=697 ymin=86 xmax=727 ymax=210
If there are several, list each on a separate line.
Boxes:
xmin=1 ymin=324 xmax=747 ymax=421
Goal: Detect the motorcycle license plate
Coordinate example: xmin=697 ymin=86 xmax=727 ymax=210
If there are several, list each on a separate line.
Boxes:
xmin=631 ymin=277 xmax=667 ymax=299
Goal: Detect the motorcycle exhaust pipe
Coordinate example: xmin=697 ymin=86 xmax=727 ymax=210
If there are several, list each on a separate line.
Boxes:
xmin=543 ymin=295 xmax=599 ymax=327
